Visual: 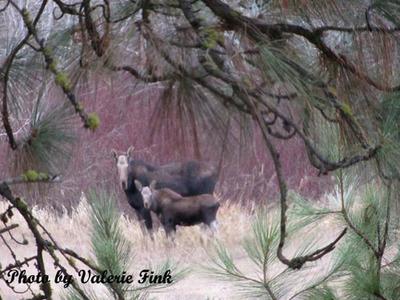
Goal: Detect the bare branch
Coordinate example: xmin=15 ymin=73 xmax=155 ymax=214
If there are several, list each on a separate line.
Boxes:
xmin=0 ymin=223 xmax=19 ymax=235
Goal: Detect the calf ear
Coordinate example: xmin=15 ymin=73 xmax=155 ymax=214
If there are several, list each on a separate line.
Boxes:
xmin=150 ymin=180 xmax=157 ymax=191
xmin=134 ymin=180 xmax=142 ymax=191
xmin=111 ymin=149 xmax=118 ymax=161
xmin=127 ymin=146 xmax=134 ymax=158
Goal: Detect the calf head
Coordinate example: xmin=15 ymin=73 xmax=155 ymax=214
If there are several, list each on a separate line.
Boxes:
xmin=112 ymin=146 xmax=134 ymax=190
xmin=135 ymin=180 xmax=156 ymax=209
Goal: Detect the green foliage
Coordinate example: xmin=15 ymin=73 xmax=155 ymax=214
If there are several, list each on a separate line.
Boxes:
xmin=76 ymin=102 xmax=84 ymax=112
xmin=22 ymin=169 xmax=39 ymax=181
xmin=14 ymin=101 xmax=75 ymax=177
xmin=0 ymin=28 xmax=42 ymax=113
xmin=206 ymin=211 xmax=287 ymax=299
xmin=42 ymin=47 xmax=53 ymax=58
xmin=86 ymin=113 xmax=100 ymax=131
xmin=66 ymin=189 xmax=185 ymax=300
xmin=302 ymin=286 xmax=339 ymax=300
xmin=372 ymin=0 xmax=400 ymax=26
xmin=257 ymin=44 xmax=316 ymax=102
xmin=49 ymin=61 xmax=58 ymax=73
xmin=22 ymin=170 xmax=48 ymax=181
xmin=55 ymin=72 xmax=72 ymax=91
xmin=88 ymin=189 xmax=132 ymax=297
xmin=326 ymin=181 xmax=398 ymax=300
xmin=289 ymin=191 xmax=339 ymax=228
xmin=208 ymin=178 xmax=399 ymax=299
xmin=154 ymin=75 xmax=243 ymax=152
xmin=203 ymin=27 xmax=223 ymax=49
xmin=341 ymin=103 xmax=352 ymax=116
xmin=242 ymin=209 xmax=279 ymax=269
xmin=14 ymin=197 xmax=29 ymax=212
xmin=21 ymin=169 xmax=48 ymax=181
xmin=21 ymin=8 xmax=31 ymax=23
xmin=377 ymin=92 xmax=400 ymax=178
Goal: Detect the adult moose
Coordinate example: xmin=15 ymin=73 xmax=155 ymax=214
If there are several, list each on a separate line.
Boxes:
xmin=112 ymin=146 xmax=218 ymax=234
xmin=135 ymin=180 xmax=220 ymax=237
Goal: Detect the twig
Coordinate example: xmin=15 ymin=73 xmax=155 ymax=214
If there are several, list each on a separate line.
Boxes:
xmin=1 ymin=175 xmax=61 ymax=186
xmin=0 ymin=224 xmax=19 ymax=235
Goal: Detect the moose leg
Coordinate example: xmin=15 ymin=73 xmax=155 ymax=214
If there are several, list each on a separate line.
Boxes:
xmin=141 ymin=208 xmax=153 ymax=231
xmin=202 ymin=208 xmax=219 ymax=236
xmin=200 ymin=223 xmax=208 ymax=231
xmin=135 ymin=209 xmax=153 ymax=239
xmin=210 ymin=220 xmax=218 ymax=234
xmin=162 ymin=218 xmax=176 ymax=241
xmin=164 ymin=223 xmax=176 ymax=237
xmin=198 ymin=223 xmax=210 ymax=245
xmin=200 ymin=220 xmax=217 ymax=239
xmin=134 ymin=210 xmax=147 ymax=236
xmin=141 ymin=208 xmax=154 ymax=240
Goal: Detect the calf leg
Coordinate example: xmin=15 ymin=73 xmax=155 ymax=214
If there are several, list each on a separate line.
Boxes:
xmin=164 ymin=223 xmax=176 ymax=237
xmin=141 ymin=208 xmax=154 ymax=241
xmin=134 ymin=209 xmax=144 ymax=228
xmin=199 ymin=223 xmax=208 ymax=231
xmin=200 ymin=220 xmax=218 ymax=238
xmin=141 ymin=208 xmax=153 ymax=231
xmin=162 ymin=219 xmax=177 ymax=241
xmin=135 ymin=209 xmax=154 ymax=239
xmin=198 ymin=223 xmax=212 ymax=245
xmin=210 ymin=220 xmax=218 ymax=234
xmin=202 ymin=207 xmax=219 ymax=236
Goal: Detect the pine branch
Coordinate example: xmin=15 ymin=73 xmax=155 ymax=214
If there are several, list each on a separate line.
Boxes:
xmin=9 ymin=1 xmax=99 ymax=131
xmin=0 ymin=182 xmax=127 ymax=299
xmin=1 ymin=174 xmax=61 ymax=185
xmin=200 ymin=0 xmax=400 ymax=92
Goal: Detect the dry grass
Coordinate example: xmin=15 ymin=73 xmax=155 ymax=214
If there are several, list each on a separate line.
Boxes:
xmin=0 ymin=195 xmax=342 ymax=300
xmin=0 ymin=195 xmax=254 ymax=299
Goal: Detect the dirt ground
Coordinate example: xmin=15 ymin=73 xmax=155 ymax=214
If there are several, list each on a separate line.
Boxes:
xmin=0 ymin=196 xmax=340 ymax=300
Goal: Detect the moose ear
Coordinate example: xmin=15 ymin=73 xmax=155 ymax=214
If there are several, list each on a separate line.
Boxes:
xmin=134 ymin=180 xmax=143 ymax=191
xmin=127 ymin=146 xmax=134 ymax=158
xmin=111 ymin=149 xmax=118 ymax=161
xmin=150 ymin=180 xmax=157 ymax=191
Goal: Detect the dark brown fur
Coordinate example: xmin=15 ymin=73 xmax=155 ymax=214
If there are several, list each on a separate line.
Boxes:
xmin=126 ymin=159 xmax=218 ymax=231
xmin=146 ymin=188 xmax=220 ymax=236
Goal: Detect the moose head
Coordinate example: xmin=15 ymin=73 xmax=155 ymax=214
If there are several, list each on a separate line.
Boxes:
xmin=112 ymin=146 xmax=134 ymax=190
xmin=135 ymin=180 xmax=156 ymax=209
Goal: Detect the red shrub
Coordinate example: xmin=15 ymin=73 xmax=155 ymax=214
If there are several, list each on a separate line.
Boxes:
xmin=0 ymin=74 xmax=332 ymax=211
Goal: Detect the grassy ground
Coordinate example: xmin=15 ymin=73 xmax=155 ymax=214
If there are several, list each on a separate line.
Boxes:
xmin=0 ymin=195 xmax=341 ymax=300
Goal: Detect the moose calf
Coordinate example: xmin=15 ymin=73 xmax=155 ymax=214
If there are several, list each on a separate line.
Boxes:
xmin=135 ymin=180 xmax=220 ymax=237
xmin=112 ymin=146 xmax=218 ymax=234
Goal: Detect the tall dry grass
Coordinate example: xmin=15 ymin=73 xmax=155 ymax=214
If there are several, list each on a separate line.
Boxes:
xmin=0 ymin=194 xmax=254 ymax=299
xmin=0 ymin=191 xmax=346 ymax=300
